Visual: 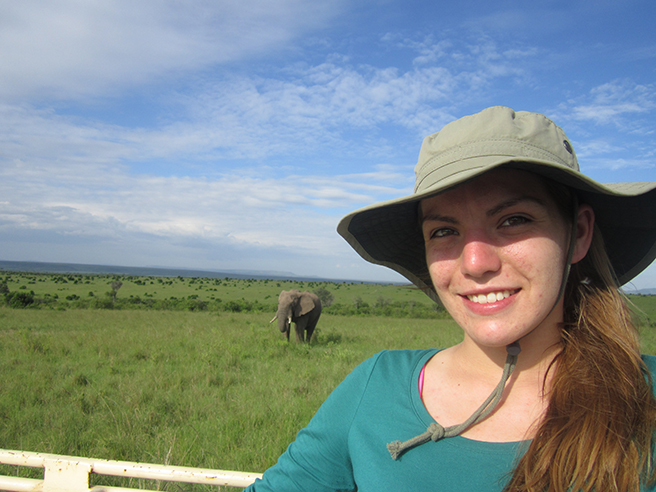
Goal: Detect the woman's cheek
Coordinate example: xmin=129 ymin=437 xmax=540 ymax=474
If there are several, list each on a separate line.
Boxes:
xmin=428 ymin=258 xmax=456 ymax=292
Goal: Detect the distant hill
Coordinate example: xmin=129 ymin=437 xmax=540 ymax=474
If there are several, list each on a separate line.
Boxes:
xmin=625 ymin=288 xmax=656 ymax=296
xmin=0 ymin=260 xmax=385 ymax=284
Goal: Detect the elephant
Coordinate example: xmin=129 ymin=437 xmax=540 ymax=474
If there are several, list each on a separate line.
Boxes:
xmin=270 ymin=289 xmax=322 ymax=343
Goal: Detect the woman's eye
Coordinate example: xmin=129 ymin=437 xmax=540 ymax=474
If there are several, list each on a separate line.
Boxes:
xmin=431 ymin=228 xmax=457 ymax=238
xmin=501 ymin=216 xmax=530 ymax=227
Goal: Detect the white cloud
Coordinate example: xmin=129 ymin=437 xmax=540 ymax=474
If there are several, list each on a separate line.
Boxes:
xmin=558 ymin=80 xmax=656 ymax=127
xmin=0 ymin=158 xmax=414 ymax=281
xmin=0 ymin=0 xmax=347 ymax=100
xmin=0 ymin=55 xmax=520 ymax=179
xmin=573 ymin=139 xmax=624 ymax=159
xmin=0 ymin=30 xmax=556 ymax=175
xmin=546 ymin=80 xmax=656 ymax=178
xmin=0 ymin=155 xmax=411 ymax=251
xmin=171 ymin=38 xmax=541 ymax=157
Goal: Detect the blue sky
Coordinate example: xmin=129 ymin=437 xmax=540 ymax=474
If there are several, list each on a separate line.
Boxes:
xmin=1 ymin=0 xmax=655 ymax=287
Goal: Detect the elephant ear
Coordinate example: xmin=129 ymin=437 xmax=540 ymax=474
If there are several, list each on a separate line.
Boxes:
xmin=296 ymin=294 xmax=316 ymax=317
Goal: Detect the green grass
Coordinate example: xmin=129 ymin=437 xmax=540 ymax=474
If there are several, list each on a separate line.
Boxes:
xmin=628 ymin=294 xmax=656 ymax=353
xmin=0 ymin=306 xmax=462 ymax=490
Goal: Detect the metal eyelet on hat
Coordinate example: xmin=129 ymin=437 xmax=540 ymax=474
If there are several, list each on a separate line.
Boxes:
xmin=563 ymin=140 xmax=573 ymax=154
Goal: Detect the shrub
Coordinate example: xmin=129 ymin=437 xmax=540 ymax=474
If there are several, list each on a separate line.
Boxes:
xmin=224 ymin=300 xmax=244 ymax=312
xmin=313 ymin=287 xmax=334 ymax=307
xmin=5 ymin=292 xmax=36 ymax=308
xmin=324 ymin=300 xmax=446 ymax=319
xmin=91 ymin=296 xmax=114 ymax=309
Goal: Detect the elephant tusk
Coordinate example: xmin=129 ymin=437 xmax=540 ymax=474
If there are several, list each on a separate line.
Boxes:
xmin=270 ymin=315 xmax=278 ymax=323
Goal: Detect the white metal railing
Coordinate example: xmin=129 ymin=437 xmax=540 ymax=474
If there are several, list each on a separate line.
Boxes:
xmin=0 ymin=449 xmax=262 ymax=491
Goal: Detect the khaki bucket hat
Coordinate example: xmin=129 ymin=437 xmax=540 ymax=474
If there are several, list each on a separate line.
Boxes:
xmin=337 ymin=106 xmax=656 ymax=302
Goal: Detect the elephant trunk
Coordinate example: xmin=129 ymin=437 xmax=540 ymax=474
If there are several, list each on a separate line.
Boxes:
xmin=277 ymin=312 xmax=291 ymax=333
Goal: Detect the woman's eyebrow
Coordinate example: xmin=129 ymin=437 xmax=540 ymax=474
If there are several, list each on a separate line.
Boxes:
xmin=421 ymin=196 xmax=547 ymax=225
xmin=486 ymin=196 xmax=547 ymax=217
xmin=421 ymin=212 xmax=459 ymax=225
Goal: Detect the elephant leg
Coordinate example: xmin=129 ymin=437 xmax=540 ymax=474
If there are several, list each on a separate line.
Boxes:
xmin=305 ymin=311 xmax=321 ymax=343
xmin=305 ymin=323 xmax=316 ymax=343
xmin=294 ymin=320 xmax=306 ymax=342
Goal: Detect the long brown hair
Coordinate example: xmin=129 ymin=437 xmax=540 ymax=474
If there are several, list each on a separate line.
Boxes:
xmin=505 ymin=201 xmax=656 ymax=491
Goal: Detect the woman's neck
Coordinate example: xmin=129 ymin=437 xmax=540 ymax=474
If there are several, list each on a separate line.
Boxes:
xmin=424 ymin=340 xmax=561 ymax=442
xmin=456 ymin=316 xmax=563 ymax=381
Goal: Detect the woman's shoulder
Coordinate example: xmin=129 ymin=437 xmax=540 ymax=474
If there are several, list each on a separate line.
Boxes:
xmin=349 ymin=349 xmax=439 ymax=384
xmin=366 ymin=348 xmax=439 ymax=369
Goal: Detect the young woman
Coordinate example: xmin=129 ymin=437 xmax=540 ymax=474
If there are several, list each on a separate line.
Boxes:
xmin=245 ymin=106 xmax=656 ymax=491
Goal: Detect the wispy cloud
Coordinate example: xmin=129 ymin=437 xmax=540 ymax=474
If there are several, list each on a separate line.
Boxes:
xmin=544 ymin=80 xmax=656 ymax=177
xmin=0 ymin=154 xmax=413 ymax=257
xmin=2 ymin=34 xmax=548 ymax=174
xmin=0 ymin=0 xmax=347 ymax=100
xmin=558 ymin=80 xmax=656 ymax=127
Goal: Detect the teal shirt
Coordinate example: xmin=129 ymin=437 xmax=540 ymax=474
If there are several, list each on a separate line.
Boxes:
xmin=246 ymin=350 xmax=656 ymax=491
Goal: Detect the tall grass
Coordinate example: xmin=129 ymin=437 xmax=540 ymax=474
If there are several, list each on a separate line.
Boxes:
xmin=0 ymin=307 xmax=462 ymax=490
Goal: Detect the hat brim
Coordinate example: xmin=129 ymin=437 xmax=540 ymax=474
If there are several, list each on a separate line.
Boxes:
xmin=337 ymin=158 xmax=656 ymax=302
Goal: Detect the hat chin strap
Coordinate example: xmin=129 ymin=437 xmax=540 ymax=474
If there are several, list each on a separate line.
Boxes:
xmin=387 ymin=198 xmax=579 ymax=460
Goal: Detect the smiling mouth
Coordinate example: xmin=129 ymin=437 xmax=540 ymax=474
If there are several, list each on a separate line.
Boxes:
xmin=466 ymin=290 xmax=518 ymax=304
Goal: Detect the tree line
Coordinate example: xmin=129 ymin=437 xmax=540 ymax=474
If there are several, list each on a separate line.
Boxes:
xmin=1 ymin=281 xmax=446 ymax=319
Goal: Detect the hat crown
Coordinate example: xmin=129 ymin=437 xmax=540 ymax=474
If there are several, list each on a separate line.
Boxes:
xmin=414 ymin=106 xmax=579 ymax=194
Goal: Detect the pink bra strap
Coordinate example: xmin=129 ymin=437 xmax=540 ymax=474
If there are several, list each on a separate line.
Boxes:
xmin=418 ymin=362 xmax=427 ymax=395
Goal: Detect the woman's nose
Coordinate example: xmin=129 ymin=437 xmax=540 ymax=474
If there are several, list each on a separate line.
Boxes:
xmin=460 ymin=238 xmax=502 ymax=278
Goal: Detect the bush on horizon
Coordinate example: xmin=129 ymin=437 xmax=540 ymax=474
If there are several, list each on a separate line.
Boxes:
xmin=1 ymin=271 xmax=450 ymax=320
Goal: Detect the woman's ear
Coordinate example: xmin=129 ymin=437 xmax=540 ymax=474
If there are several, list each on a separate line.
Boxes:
xmin=571 ymin=204 xmax=595 ymax=264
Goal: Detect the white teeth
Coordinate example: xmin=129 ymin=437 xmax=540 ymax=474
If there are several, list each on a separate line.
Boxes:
xmin=468 ymin=290 xmax=511 ymax=304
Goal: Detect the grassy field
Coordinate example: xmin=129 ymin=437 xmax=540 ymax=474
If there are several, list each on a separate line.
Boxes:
xmin=1 ymin=271 xmax=656 ymax=490
xmin=0 ymin=297 xmax=462 ymax=490
xmin=0 ymin=271 xmax=435 ymax=308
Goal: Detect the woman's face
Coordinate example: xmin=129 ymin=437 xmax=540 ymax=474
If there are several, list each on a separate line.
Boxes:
xmin=421 ymin=169 xmax=590 ymax=350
